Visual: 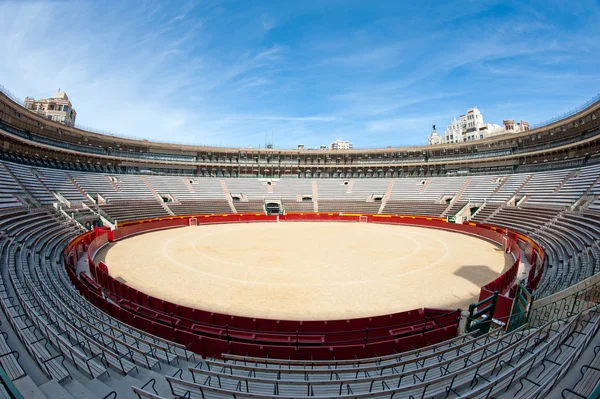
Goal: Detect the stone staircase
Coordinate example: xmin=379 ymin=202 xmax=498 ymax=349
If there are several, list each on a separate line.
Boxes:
xmin=440 ymin=178 xmax=471 ymax=217
xmin=419 ymin=179 xmax=430 ymax=193
xmin=30 ymin=169 xmax=54 ymax=195
xmin=513 ymin=174 xmax=533 ymax=197
xmin=470 ymin=202 xmax=487 ymax=220
xmin=311 ymin=180 xmax=319 ymax=212
xmin=583 ymin=175 xmax=600 ymax=196
xmin=65 ymin=172 xmax=93 ymax=201
xmin=378 ymin=180 xmax=395 ymax=214
xmin=345 ymin=180 xmax=355 ymax=194
xmin=105 ymin=176 xmax=121 ymax=192
xmin=141 ymin=176 xmax=175 ymax=216
xmin=220 ymin=179 xmax=237 ymax=213
xmin=554 ymin=170 xmax=578 ymax=192
xmin=492 ymin=176 xmax=509 ymax=194
xmin=1 ymin=163 xmax=40 ymax=207
xmin=183 ymin=178 xmax=196 ymax=193
xmin=484 ymin=203 xmax=505 ymax=223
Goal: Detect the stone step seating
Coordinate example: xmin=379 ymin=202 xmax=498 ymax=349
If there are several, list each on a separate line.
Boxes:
xmin=0 ymin=209 xmax=197 ymax=398
xmin=226 ymin=180 xmax=270 ymax=201
xmin=0 ymin=163 xmax=25 ymax=208
xmin=416 ymin=177 xmax=466 ymax=202
xmin=232 ymin=201 xmax=265 ymax=214
xmin=387 ymin=177 xmax=466 ymax=202
xmin=70 ymin=171 xmax=121 ymax=199
xmin=315 ymin=181 xmax=353 ymax=200
xmin=316 ymin=201 xmax=380 ymax=214
xmin=99 ymin=200 xmax=170 ymax=222
xmin=470 ymin=202 xmax=501 ymax=223
xmin=520 ymin=169 xmax=573 ymax=207
xmin=561 ymin=342 xmax=600 ymax=398
xmin=112 ymin=176 xmax=155 ymax=201
xmin=162 ymin=313 xmax=599 ymax=398
xmin=167 ymin=200 xmax=232 ymax=216
xmin=557 ymin=165 xmax=600 ymax=200
xmin=281 ymin=200 xmax=314 ymax=213
xmin=36 ymin=168 xmax=87 ymax=202
xmin=4 ymin=163 xmax=55 ymax=205
xmin=343 ymin=180 xmax=389 ymax=201
xmin=444 ymin=201 xmax=467 ymax=216
xmin=485 ymin=206 xmax=560 ymax=234
xmin=381 ymin=201 xmax=451 ymax=217
xmin=495 ymin=307 xmax=600 ymax=399
xmin=145 ymin=176 xmax=196 ymax=202
xmin=459 ymin=175 xmax=502 ymax=201
xmin=270 ymin=180 xmax=313 ymax=201
xmin=492 ymin=174 xmax=531 ymax=202
xmin=535 ymin=212 xmax=600 ymax=294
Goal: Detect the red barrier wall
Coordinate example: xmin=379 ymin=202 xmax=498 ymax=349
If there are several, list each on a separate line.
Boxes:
xmin=66 ymin=212 xmax=540 ymax=358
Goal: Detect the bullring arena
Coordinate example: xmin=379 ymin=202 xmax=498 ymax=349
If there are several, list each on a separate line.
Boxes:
xmin=96 ymin=222 xmax=512 ymax=319
xmin=1 ymin=85 xmax=600 ymax=398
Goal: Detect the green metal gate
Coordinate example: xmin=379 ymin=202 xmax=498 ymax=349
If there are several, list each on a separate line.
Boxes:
xmin=506 ymin=282 xmax=535 ymax=332
xmin=466 ymin=291 xmax=498 ymax=335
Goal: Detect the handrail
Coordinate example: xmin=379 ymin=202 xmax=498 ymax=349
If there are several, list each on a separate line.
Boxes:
xmin=530 ymin=93 xmax=600 ymax=129
xmin=529 ymin=272 xmax=600 ymax=328
xmin=0 ymin=365 xmax=24 ymax=399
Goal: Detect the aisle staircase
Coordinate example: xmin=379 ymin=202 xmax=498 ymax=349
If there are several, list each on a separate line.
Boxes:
xmin=220 ymin=179 xmax=237 ymax=213
xmin=312 ymin=180 xmax=319 ymax=212
xmin=141 ymin=176 xmax=175 ymax=216
xmin=378 ymin=180 xmax=395 ymax=214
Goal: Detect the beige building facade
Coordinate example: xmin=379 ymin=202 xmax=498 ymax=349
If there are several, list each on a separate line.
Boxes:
xmin=428 ymin=107 xmax=529 ymax=145
xmin=24 ymin=91 xmax=77 ymax=126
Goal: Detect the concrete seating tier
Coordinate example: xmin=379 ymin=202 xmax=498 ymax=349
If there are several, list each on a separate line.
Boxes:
xmin=0 ymin=158 xmax=598 ymax=396
xmin=168 ymin=200 xmax=232 ymax=216
xmin=281 ymin=200 xmax=314 ymax=213
xmin=231 ymin=201 xmax=265 ymax=214
xmin=459 ymin=175 xmax=503 ymax=201
xmin=317 ymin=201 xmax=381 ymax=214
xmin=470 ymin=202 xmax=502 ymax=223
xmin=444 ymin=201 xmax=468 ymax=217
xmin=99 ymin=200 xmax=170 ymax=222
xmin=382 ymin=201 xmax=448 ymax=217
xmin=0 ymin=208 xmax=197 ymax=398
xmin=4 ymin=163 xmax=56 ymax=205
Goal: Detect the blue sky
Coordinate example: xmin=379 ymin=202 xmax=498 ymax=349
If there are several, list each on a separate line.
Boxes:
xmin=1 ymin=0 xmax=599 ymax=149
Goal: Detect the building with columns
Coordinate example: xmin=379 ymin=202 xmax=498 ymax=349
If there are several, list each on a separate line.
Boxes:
xmin=428 ymin=106 xmax=529 ymax=145
xmin=24 ymin=91 xmax=77 ymax=126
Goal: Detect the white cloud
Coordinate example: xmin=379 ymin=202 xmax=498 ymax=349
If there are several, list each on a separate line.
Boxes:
xmin=0 ymin=0 xmax=598 ymax=149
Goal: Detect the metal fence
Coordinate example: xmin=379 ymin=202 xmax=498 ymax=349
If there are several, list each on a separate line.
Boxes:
xmin=528 ymin=274 xmax=600 ymax=328
xmin=0 ymin=84 xmax=24 ymax=106
xmin=530 ymin=93 xmax=600 ymax=129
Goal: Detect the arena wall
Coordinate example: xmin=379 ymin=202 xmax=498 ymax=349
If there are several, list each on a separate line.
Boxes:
xmin=64 ymin=213 xmax=542 ymax=359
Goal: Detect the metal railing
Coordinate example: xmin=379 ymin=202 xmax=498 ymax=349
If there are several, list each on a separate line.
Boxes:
xmin=530 ymin=93 xmax=600 ymax=129
xmin=0 ymin=365 xmax=24 ymax=399
xmin=529 ymin=273 xmax=600 ymax=328
xmin=0 ymin=84 xmax=24 ymax=107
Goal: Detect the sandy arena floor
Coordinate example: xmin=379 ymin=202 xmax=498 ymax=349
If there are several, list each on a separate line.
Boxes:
xmin=95 ymin=222 xmax=512 ymax=320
